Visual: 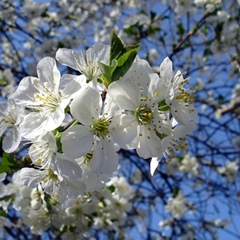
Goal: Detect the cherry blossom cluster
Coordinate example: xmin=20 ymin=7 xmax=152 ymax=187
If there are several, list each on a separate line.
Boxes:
xmin=0 ymin=0 xmax=239 ymax=238
xmin=0 ymin=39 xmax=198 ymax=199
xmin=0 ymin=171 xmax=134 ymax=238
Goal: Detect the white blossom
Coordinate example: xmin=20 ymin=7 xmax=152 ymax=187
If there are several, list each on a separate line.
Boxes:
xmin=56 ymin=43 xmax=109 ymax=89
xmin=159 ymin=57 xmax=198 ymax=126
xmin=218 ymin=161 xmax=238 ymax=182
xmin=150 ymin=122 xmax=196 ymax=175
xmin=0 ymin=99 xmax=26 ymax=153
xmin=0 ymin=68 xmax=15 ymax=97
xmin=12 ymin=57 xmax=82 ymax=139
xmin=108 ymin=76 xmax=165 ymax=159
xmin=165 ymin=191 xmax=188 ymax=219
xmin=179 ymin=154 xmax=199 ymax=177
xmin=61 ymin=87 xmax=120 ymax=174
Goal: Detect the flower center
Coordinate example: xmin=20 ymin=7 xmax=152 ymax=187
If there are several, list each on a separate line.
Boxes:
xmin=135 ymin=104 xmax=153 ymax=125
xmin=90 ymin=117 xmax=110 ymax=139
xmin=31 ymin=80 xmax=61 ymax=113
xmin=29 ymin=142 xmax=54 ymax=168
xmin=175 ymin=89 xmax=194 ymax=104
xmin=35 ymin=92 xmax=60 ymax=112
xmin=44 ymin=168 xmax=58 ymax=182
xmin=75 ymin=53 xmax=99 ymax=81
xmin=85 ymin=60 xmax=97 ymax=82
xmin=175 ymin=79 xmax=194 ymax=104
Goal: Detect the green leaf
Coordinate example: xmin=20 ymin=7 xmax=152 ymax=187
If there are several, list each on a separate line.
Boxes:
xmin=140 ymin=9 xmax=147 ymax=15
xmin=0 ymin=76 xmax=8 ymax=86
xmin=201 ymin=25 xmax=208 ymax=35
xmin=0 ymin=164 xmax=9 ymax=174
xmin=57 ymin=41 xmax=65 ymax=48
xmin=98 ymin=60 xmax=118 ymax=87
xmin=111 ymin=46 xmax=140 ymax=81
xmin=178 ymin=156 xmax=184 ymax=163
xmin=172 ymin=187 xmax=179 ymax=198
xmin=40 ymin=12 xmax=49 ymax=18
xmin=0 ymin=210 xmax=7 ymax=217
xmin=117 ymin=47 xmax=139 ymax=67
xmin=124 ymin=26 xmax=136 ymax=36
xmin=0 ymin=152 xmax=17 ymax=174
xmin=150 ymin=11 xmax=156 ymax=21
xmin=100 ymin=31 xmax=140 ymax=87
xmin=126 ymin=44 xmax=140 ymax=52
xmin=107 ymin=185 xmax=115 ymax=193
xmin=2 ymin=152 xmax=15 ymax=166
xmin=203 ymin=47 xmax=213 ymax=56
xmin=177 ymin=23 xmax=185 ymax=36
xmin=110 ymin=31 xmax=125 ymax=63
xmin=148 ymin=26 xmax=160 ymax=34
xmin=179 ymin=43 xmax=192 ymax=51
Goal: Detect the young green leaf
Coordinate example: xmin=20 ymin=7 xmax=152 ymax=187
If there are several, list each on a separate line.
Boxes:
xmin=111 ymin=45 xmax=140 ymax=81
xmin=100 ymin=31 xmax=140 ymax=87
xmin=98 ymin=59 xmax=118 ymax=87
xmin=110 ymin=31 xmax=125 ymax=63
xmin=0 ymin=152 xmax=17 ymax=173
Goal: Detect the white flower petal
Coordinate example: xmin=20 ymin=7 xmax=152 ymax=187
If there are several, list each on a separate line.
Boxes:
xmin=70 ymin=88 xmax=101 ymax=125
xmin=52 ymin=154 xmax=82 ymax=180
xmin=59 ymin=178 xmax=86 ymax=202
xmin=28 ymin=132 xmax=57 ymax=168
xmin=109 ymin=114 xmax=137 ymax=148
xmin=61 ymin=125 xmax=93 ymax=159
xmin=2 ymin=128 xmax=21 ymax=153
xmin=150 ymin=157 xmax=160 ymax=175
xmin=108 ymin=79 xmax=140 ymax=110
xmin=103 ymin=93 xmax=122 ymax=118
xmin=87 ymin=79 xmax=105 ymax=93
xmin=11 ymin=76 xmax=40 ymax=105
xmin=90 ymin=139 xmax=119 ymax=174
xmin=56 ymin=48 xmax=79 ymax=71
xmin=123 ymin=56 xmax=154 ymax=95
xmin=19 ymin=168 xmax=44 ymax=189
xmin=0 ymin=102 xmax=7 ymax=117
xmin=19 ymin=113 xmax=50 ymax=139
xmin=171 ymin=101 xmax=198 ymax=126
xmin=136 ymin=126 xmax=161 ymax=159
xmin=0 ymin=173 xmax=6 ymax=181
xmin=86 ymin=43 xmax=109 ymax=64
xmin=61 ymin=75 xmax=84 ymax=98
xmin=148 ymin=73 xmax=166 ymax=102
xmin=37 ymin=57 xmax=60 ymax=89
xmin=0 ymin=124 xmax=6 ymax=137
xmin=153 ymin=111 xmax=172 ymax=135
xmin=159 ymin=57 xmax=173 ymax=86
xmin=45 ymin=104 xmax=67 ymax=130
xmin=173 ymin=123 xmax=196 ymax=139
xmin=57 ymin=44 xmax=109 ymax=81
